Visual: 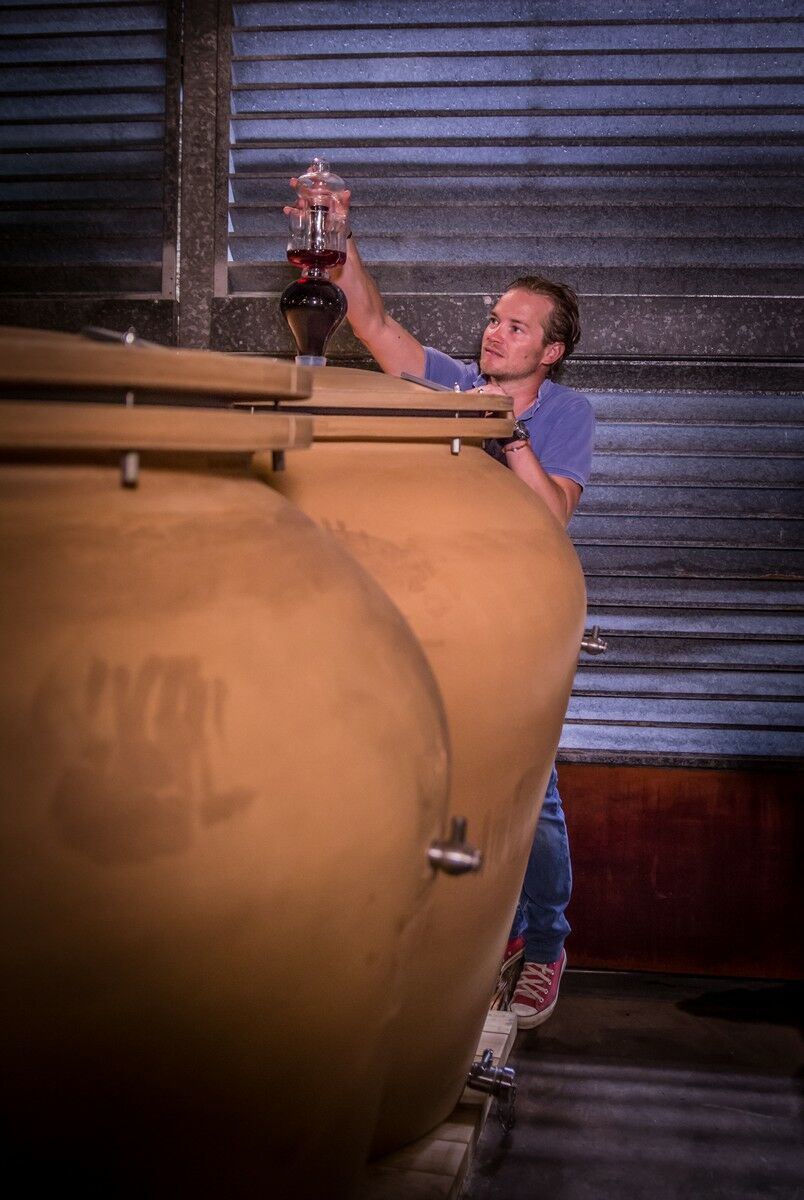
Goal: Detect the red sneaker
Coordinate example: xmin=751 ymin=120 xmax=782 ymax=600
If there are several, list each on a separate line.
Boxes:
xmin=490 ymin=935 xmax=525 ymax=1010
xmin=510 ymin=949 xmax=567 ymax=1029
xmin=502 ymin=935 xmax=525 ymax=970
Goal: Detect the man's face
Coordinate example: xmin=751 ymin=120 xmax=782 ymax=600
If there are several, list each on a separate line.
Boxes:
xmin=479 ymin=289 xmax=561 ymax=383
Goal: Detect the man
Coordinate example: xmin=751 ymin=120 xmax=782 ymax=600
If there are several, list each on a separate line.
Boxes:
xmin=320 ymin=193 xmax=594 ymax=1028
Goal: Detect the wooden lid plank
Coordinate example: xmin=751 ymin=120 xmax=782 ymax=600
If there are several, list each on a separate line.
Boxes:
xmin=0 ymin=402 xmax=313 ymax=453
xmin=0 ymin=327 xmax=312 ymax=402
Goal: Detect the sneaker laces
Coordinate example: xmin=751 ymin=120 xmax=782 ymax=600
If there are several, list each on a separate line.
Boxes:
xmin=514 ymin=961 xmax=555 ymax=1000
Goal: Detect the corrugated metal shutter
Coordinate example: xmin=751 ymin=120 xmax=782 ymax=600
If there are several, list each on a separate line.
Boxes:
xmin=225 ymin=0 xmax=803 ymax=371
xmin=229 ymin=3 xmax=804 ymax=766
xmin=566 ymin=390 xmax=803 ymax=766
xmin=0 ymin=0 xmax=178 ymax=297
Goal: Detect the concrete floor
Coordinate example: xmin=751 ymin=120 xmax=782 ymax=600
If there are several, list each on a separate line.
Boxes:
xmin=464 ymin=970 xmax=803 ymax=1200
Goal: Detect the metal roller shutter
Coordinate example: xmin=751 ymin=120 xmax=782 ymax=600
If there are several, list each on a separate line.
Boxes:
xmin=0 ymin=0 xmax=178 ymax=298
xmin=224 ymin=1 xmax=803 ymax=768
xmin=567 ymin=389 xmax=803 ymax=766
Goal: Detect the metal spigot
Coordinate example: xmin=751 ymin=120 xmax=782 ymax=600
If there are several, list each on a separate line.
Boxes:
xmin=427 ymin=816 xmax=482 ymax=876
xmin=466 ymin=1048 xmax=517 ymax=1132
xmin=580 ymin=625 xmax=608 ymax=655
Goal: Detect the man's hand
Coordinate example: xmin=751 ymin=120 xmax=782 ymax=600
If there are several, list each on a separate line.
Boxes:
xmin=468 ymin=384 xmax=580 ymax=526
xmin=462 ymin=382 xmax=515 ymax=419
xmin=283 ymin=178 xmax=351 ymax=226
xmin=463 ymin=382 xmax=511 ymax=401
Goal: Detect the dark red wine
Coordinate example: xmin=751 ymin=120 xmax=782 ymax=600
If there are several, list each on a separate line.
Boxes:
xmin=280 ymin=276 xmax=347 ymax=358
xmin=287 ymin=248 xmax=346 ymax=270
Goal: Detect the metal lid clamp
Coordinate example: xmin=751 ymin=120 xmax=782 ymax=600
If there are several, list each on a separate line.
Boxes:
xmin=81 ymin=325 xmax=142 ymax=489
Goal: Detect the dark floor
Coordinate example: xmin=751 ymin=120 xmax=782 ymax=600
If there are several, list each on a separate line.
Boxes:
xmin=464 ymin=970 xmax=803 ymax=1200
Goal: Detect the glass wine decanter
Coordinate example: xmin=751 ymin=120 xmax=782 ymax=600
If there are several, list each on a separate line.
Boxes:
xmin=279 ymin=158 xmax=348 ymax=366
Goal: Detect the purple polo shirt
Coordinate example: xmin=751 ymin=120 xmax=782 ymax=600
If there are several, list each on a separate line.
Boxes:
xmin=424 ymin=346 xmax=595 ymax=489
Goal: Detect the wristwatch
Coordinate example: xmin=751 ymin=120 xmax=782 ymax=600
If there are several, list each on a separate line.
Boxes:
xmin=512 ymin=419 xmax=530 ymax=443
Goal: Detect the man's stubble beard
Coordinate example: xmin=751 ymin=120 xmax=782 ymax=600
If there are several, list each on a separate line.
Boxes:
xmin=480 ymin=361 xmax=539 ymax=385
xmin=479 ymin=345 xmax=547 ymax=384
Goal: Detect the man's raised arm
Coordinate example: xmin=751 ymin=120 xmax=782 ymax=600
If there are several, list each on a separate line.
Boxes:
xmin=331 ymin=234 xmax=426 ymax=378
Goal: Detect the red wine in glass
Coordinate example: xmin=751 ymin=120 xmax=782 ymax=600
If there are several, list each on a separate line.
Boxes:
xmin=287 ymin=248 xmax=346 ymax=270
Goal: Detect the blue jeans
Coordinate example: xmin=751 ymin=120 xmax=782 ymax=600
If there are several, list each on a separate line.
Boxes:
xmin=510 ymin=766 xmax=572 ymax=963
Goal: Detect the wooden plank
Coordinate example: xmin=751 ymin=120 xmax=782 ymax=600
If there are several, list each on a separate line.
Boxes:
xmin=361 ymin=1011 xmax=516 ymax=1200
xmin=0 ymin=402 xmax=313 ymax=453
xmin=429 ymin=1114 xmax=478 ymax=1147
xmin=237 ymin=364 xmax=513 ymax=414
xmin=371 ymin=1140 xmax=467 ymax=1179
xmin=307 ymin=415 xmax=513 ymax=442
xmin=558 ymin=762 xmax=804 ymax=979
xmin=476 ymin=1010 xmax=517 ymax=1037
xmin=359 ymin=1168 xmax=455 ymax=1200
xmin=0 ymin=326 xmax=312 ymax=402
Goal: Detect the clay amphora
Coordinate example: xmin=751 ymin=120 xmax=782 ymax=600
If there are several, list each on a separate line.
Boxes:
xmin=0 ymin=413 xmax=450 ymax=1196
xmin=256 ymin=403 xmax=586 ymax=1154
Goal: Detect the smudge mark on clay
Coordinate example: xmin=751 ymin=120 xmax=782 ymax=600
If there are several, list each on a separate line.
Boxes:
xmin=35 ymin=656 xmax=257 ymax=865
